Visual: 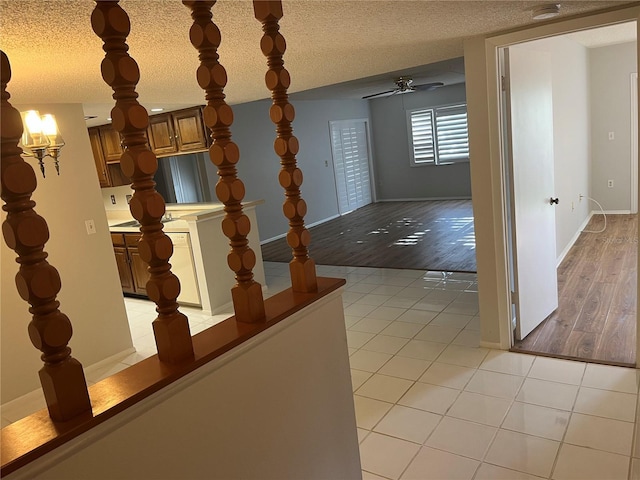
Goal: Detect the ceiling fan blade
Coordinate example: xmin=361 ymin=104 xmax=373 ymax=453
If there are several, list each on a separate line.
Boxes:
xmin=362 ymin=89 xmax=396 ymax=99
xmin=412 ymin=82 xmax=445 ymax=91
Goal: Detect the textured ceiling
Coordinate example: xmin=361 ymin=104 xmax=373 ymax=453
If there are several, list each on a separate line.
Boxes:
xmin=0 ymin=0 xmax=636 ymax=126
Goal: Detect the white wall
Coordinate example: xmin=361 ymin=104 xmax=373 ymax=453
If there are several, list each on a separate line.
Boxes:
xmin=1 ymin=104 xmax=133 ymax=403
xmin=535 ymin=36 xmax=592 ymax=260
xmin=208 ymin=98 xmax=371 ymax=242
xmin=6 ymin=290 xmax=361 ymax=480
xmin=590 ymin=41 xmax=638 ymax=211
xmin=368 ymin=83 xmax=472 ymax=200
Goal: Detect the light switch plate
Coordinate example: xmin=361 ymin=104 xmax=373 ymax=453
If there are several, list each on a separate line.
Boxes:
xmin=85 ymin=219 xmax=96 ymax=235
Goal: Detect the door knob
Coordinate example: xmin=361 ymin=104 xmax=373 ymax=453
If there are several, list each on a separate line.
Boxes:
xmin=550 ymin=197 xmax=559 ymax=205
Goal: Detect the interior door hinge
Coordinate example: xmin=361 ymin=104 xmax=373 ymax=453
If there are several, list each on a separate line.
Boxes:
xmin=510 ymin=290 xmax=518 ymax=304
xmin=501 ymin=75 xmax=507 ymax=92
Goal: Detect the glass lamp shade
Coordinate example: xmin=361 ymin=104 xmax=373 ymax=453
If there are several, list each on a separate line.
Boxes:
xmin=41 ymin=114 xmax=65 ymax=148
xmin=20 ymin=110 xmax=50 ymax=149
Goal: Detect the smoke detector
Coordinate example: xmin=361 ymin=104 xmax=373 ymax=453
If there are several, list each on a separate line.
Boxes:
xmin=533 ymin=4 xmax=561 ymax=20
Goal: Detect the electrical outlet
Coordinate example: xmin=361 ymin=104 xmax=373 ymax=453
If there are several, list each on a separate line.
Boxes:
xmin=608 ymin=131 xmax=615 ymax=140
xmin=110 ymin=195 xmax=116 ymax=205
xmin=85 ymin=219 xmax=96 ymax=235
xmin=608 ymin=179 xmax=614 ymax=188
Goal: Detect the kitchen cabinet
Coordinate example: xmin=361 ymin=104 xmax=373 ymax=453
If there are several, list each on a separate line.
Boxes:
xmin=89 ymin=127 xmax=110 ymax=188
xmin=88 ymin=126 xmax=131 ymax=188
xmin=111 ymin=232 xmax=150 ymax=297
xmin=98 ymin=124 xmax=124 ymax=162
xmin=126 ymin=233 xmax=150 ymax=296
xmin=91 ymin=106 xmax=208 ymax=189
xmin=147 ymin=107 xmax=208 ymax=156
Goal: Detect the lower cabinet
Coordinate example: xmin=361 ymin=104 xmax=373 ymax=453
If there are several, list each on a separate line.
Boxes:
xmin=111 ymin=233 xmax=151 ymax=297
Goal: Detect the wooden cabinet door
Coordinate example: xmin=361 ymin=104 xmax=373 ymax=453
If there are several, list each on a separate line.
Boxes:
xmin=114 ymin=246 xmax=135 ymax=294
xmin=129 ymin=248 xmax=150 ymax=296
xmin=173 ymin=108 xmax=207 ymax=152
xmin=148 ymin=114 xmax=177 ymax=155
xmin=98 ymin=125 xmax=124 ymax=162
xmin=88 ymin=127 xmax=111 ymax=187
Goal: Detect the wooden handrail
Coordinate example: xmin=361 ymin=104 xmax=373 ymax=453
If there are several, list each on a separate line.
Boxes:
xmin=0 ymin=50 xmax=92 ymax=423
xmin=91 ymin=1 xmax=194 ymax=364
xmin=254 ymin=0 xmax=318 ymax=293
xmin=184 ymin=0 xmax=266 ymax=323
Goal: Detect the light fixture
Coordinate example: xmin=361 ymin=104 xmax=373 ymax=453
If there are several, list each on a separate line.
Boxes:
xmin=533 ymin=4 xmax=561 ymax=20
xmin=20 ymin=110 xmax=65 ymax=177
xmin=150 ymin=107 xmax=164 ymax=112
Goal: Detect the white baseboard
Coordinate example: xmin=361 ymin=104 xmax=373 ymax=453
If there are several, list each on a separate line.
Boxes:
xmin=556 ymin=213 xmax=593 ymax=267
xmin=479 ymin=340 xmax=504 ymax=350
xmin=260 ymin=214 xmax=341 ymax=245
xmin=600 ymin=210 xmax=631 ymax=214
xmin=379 ymin=197 xmax=472 ymax=202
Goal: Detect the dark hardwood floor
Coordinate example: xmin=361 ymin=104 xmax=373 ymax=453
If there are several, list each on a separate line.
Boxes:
xmin=512 ymin=214 xmax=637 ymax=366
xmin=261 ymin=200 xmax=476 ymax=272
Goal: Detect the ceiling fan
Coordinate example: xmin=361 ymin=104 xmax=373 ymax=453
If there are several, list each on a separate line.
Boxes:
xmin=362 ymin=76 xmax=444 ymax=99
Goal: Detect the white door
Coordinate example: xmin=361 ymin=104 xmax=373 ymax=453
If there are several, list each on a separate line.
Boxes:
xmin=506 ymin=44 xmax=559 ymax=340
xmin=330 ymin=119 xmax=373 ymax=215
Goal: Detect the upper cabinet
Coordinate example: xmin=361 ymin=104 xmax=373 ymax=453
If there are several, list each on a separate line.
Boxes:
xmin=88 ymin=127 xmax=110 ymax=188
xmin=98 ymin=124 xmax=124 ymax=162
xmin=88 ymin=125 xmax=130 ymax=188
xmin=147 ymin=107 xmax=208 ymax=156
xmin=90 ymin=106 xmax=209 ymax=188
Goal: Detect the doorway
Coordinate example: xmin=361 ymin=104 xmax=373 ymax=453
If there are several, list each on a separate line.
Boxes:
xmin=501 ymin=24 xmax=638 ymax=365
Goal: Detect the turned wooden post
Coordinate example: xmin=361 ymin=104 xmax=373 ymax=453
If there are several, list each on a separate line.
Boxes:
xmin=0 ymin=51 xmax=92 ymax=422
xmin=184 ymin=0 xmax=265 ymax=323
xmin=91 ymin=1 xmax=194 ymax=364
xmin=254 ymin=0 xmax=318 ymax=293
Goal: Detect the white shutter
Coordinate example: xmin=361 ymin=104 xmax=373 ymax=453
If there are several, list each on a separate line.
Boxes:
xmin=330 ymin=120 xmax=373 ymax=215
xmin=408 ymin=109 xmax=435 ymax=165
xmin=435 ymin=104 xmax=469 ymax=164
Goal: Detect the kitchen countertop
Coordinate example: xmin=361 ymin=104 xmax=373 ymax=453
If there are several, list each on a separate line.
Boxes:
xmin=106 ymin=200 xmax=264 ymax=233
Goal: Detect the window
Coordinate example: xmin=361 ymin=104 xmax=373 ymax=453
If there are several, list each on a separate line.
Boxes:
xmin=408 ymin=103 xmax=469 ymax=166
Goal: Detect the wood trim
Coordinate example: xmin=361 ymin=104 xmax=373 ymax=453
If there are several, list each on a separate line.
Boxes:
xmin=0 ymin=277 xmax=345 ymax=476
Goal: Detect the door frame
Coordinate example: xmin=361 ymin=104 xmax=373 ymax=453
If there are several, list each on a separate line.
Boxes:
xmin=464 ymin=6 xmax=639 ymax=355
xmin=632 ymin=73 xmax=638 ymax=214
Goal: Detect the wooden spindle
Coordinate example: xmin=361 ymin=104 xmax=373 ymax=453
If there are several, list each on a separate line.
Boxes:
xmin=253 ymin=0 xmax=318 ymax=293
xmin=0 ymin=50 xmax=92 ymax=422
xmin=184 ymin=0 xmax=265 ymax=323
xmin=91 ymin=1 xmax=194 ymax=364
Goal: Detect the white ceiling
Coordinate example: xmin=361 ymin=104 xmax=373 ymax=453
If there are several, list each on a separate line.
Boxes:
xmin=0 ymin=1 xmax=636 ymax=127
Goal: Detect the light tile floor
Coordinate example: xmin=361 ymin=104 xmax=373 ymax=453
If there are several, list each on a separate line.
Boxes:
xmin=3 ymin=262 xmax=640 ymax=480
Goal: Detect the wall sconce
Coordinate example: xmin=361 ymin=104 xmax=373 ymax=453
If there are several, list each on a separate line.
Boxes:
xmin=20 ymin=110 xmax=65 ymax=177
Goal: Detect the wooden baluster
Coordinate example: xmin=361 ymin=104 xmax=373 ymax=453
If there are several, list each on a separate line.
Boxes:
xmin=184 ymin=1 xmax=265 ymax=323
xmin=0 ymin=51 xmax=92 ymax=422
xmin=253 ymin=0 xmax=318 ymax=293
xmin=91 ymin=1 xmax=194 ymax=363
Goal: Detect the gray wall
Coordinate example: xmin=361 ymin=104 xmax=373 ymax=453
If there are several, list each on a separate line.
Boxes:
xmin=205 ymin=98 xmax=370 ymax=241
xmin=590 ymin=41 xmax=637 ymax=211
xmin=368 ymin=83 xmax=472 ymax=200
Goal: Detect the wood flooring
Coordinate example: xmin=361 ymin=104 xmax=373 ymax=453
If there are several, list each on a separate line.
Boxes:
xmin=512 ymin=214 xmax=637 ymax=366
xmin=260 ymin=200 xmax=476 ymax=272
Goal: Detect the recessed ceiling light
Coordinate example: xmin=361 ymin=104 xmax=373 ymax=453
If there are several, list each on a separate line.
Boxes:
xmin=84 ymin=115 xmax=97 ymax=120
xmin=533 ymin=4 xmax=561 ymax=20
xmin=107 ymin=117 xmax=112 ymax=121
xmin=150 ymin=108 xmax=164 ymax=112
